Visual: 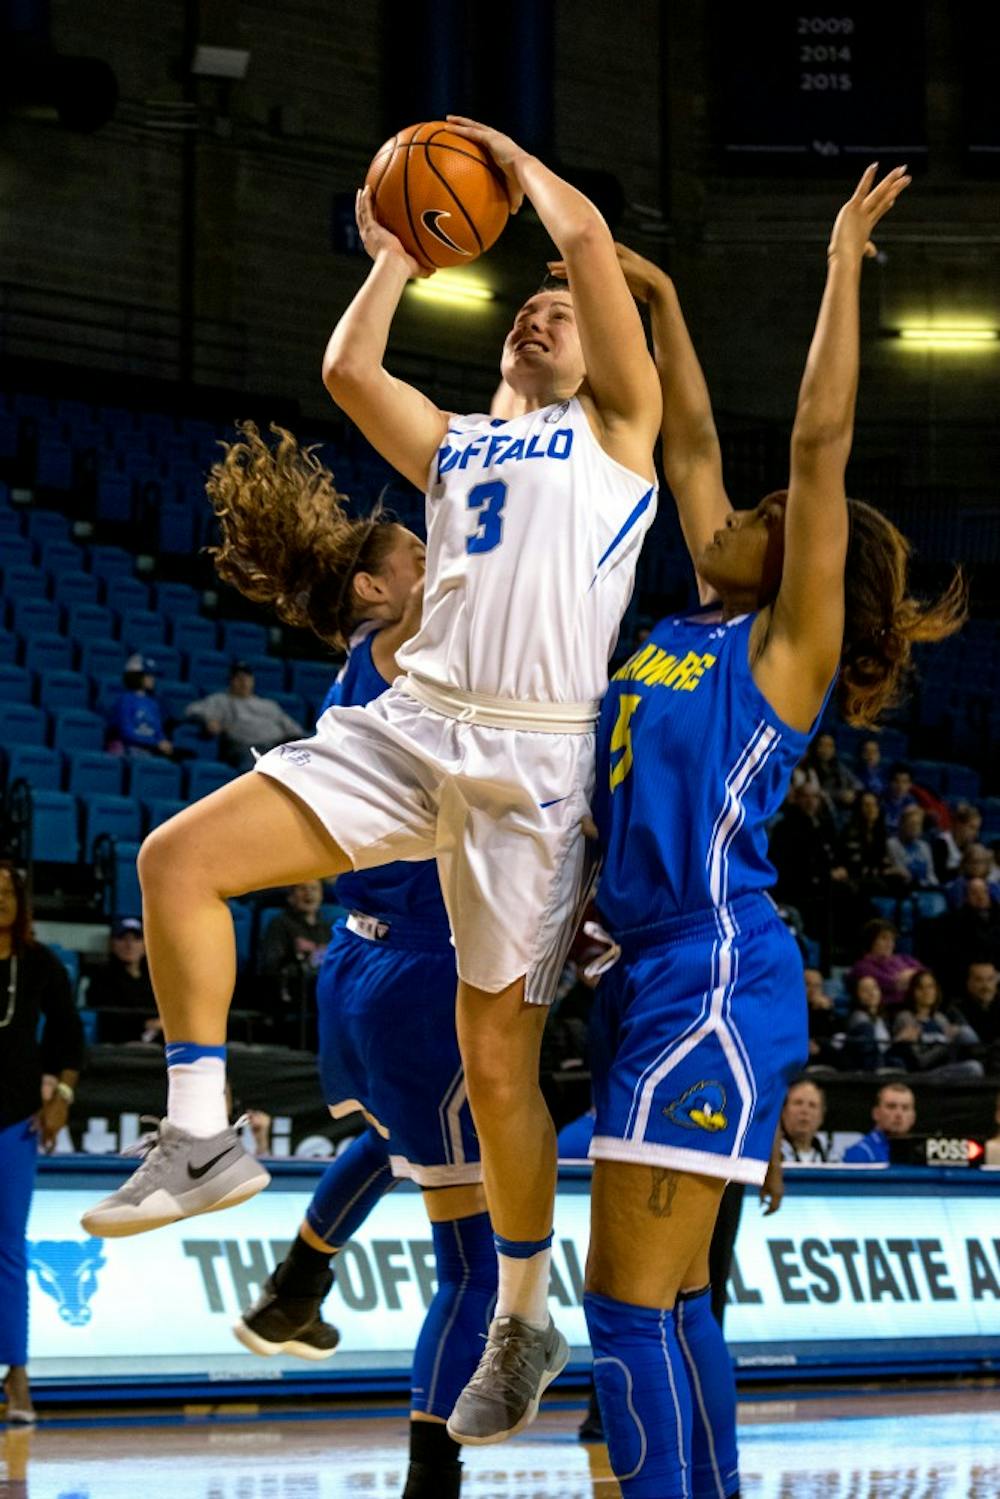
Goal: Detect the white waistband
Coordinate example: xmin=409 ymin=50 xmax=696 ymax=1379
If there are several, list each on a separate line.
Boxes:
xmin=346 ymin=912 xmax=391 ymax=942
xmin=400 ymin=673 xmax=599 ymax=734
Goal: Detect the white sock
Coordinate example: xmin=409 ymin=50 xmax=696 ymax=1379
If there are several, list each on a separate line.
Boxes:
xmin=167 ymin=1057 xmax=229 ymax=1137
xmin=495 ymin=1244 xmax=552 ymax=1330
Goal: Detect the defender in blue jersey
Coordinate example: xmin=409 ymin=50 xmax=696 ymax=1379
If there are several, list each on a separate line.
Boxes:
xmin=573 ymin=172 xmax=966 ymax=1498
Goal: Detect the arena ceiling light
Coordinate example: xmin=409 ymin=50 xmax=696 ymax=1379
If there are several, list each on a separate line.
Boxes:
xmin=408 ymin=272 xmax=495 ymax=309
xmin=892 ymin=325 xmax=1000 ymax=350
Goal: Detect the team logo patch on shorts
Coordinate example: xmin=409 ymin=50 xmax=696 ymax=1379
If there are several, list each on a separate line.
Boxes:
xmin=278 ymin=745 xmax=312 ymax=766
xmin=663 ymin=1080 xmax=729 ymax=1133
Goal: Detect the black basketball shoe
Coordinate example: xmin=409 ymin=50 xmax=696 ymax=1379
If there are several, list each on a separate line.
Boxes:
xmin=233 ymin=1270 xmax=340 ymax=1361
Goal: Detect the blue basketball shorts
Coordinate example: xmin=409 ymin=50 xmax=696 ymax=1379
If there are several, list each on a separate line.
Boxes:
xmin=590 ymin=894 xmax=807 ymax=1185
xmin=317 ymin=920 xmax=481 ymax=1187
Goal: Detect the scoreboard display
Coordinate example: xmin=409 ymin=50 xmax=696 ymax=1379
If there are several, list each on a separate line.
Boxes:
xmin=712 ymin=3 xmax=927 ymax=171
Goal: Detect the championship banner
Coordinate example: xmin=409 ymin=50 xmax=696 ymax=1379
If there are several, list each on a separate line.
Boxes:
xmin=26 ymin=1166 xmax=1000 ymax=1389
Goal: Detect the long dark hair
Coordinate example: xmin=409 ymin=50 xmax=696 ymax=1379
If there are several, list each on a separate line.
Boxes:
xmin=762 ymin=492 xmax=967 ymax=727
xmin=0 ymin=860 xmax=32 ymax=955
xmin=206 ymin=422 xmax=399 ymax=650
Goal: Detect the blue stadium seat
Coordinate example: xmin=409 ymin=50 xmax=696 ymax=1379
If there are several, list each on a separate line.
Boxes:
xmin=104 ymin=576 xmax=149 ymax=613
xmin=152 ymin=581 xmax=200 ymax=618
xmin=144 ymin=643 xmax=181 ymax=678
xmin=0 ymin=632 xmax=19 ymax=665
xmin=230 ymin=900 xmax=253 ymax=970
xmin=53 ymin=570 xmax=100 ymax=610
xmin=24 ymin=509 xmax=71 ymax=544
xmin=91 ymin=674 xmax=124 ymax=718
xmin=39 ymin=540 xmax=83 ymax=575
xmin=911 ymin=759 xmax=949 ymax=795
xmin=0 ymin=704 xmax=47 ymax=747
xmin=0 ymin=536 xmax=33 ymax=567
xmin=171 ymin=616 xmax=217 ymax=655
xmin=219 ymin=621 xmax=269 ymax=659
xmin=170 ymin=722 xmax=217 ymax=760
xmin=289 ymin=659 xmax=338 ymax=703
xmin=240 ymin=655 xmax=284 ymax=695
xmin=10 ymin=598 xmax=60 ymax=637
xmin=0 ymin=664 xmax=33 ymax=704
xmin=129 ymin=757 xmax=182 ymax=802
xmin=144 ymin=797 xmax=186 ymax=831
xmin=68 ymin=603 xmax=118 ymax=643
xmin=47 ymin=942 xmax=80 ymax=992
xmin=157 ymin=502 xmax=194 ymax=555
xmin=38 ymin=670 xmax=89 ymax=712
xmin=271 ymin=689 xmax=307 ymax=725
xmin=4 ymin=744 xmax=62 ymax=792
xmin=89 ymin=545 xmax=134 ymax=584
xmin=2 ymin=565 xmax=48 ymax=602
xmin=31 ymin=789 xmax=80 ymax=861
xmin=24 ymin=633 xmax=74 ymax=675
xmin=79 ymin=638 xmax=126 ymax=678
xmin=155 ymin=677 xmax=196 ymax=719
xmin=187 ymin=650 xmax=229 ymax=694
xmin=104 ymin=840 xmax=142 ymax=920
xmin=945 ymin=764 xmax=981 ymax=801
xmin=66 ymin=751 xmax=125 ymax=797
xmin=120 ymin=609 xmax=165 ymax=652
xmin=913 ymin=891 xmax=947 ymax=922
xmin=185 ymin=762 xmax=237 ymax=800
xmin=95 ymin=472 xmax=133 ymax=524
xmin=51 ymin=708 xmax=105 ymax=754
xmin=83 ymin=795 xmax=142 ymax=857
xmin=35 ymin=444 xmax=73 ymax=490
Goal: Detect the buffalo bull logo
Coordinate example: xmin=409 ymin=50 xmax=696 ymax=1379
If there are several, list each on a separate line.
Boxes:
xmin=29 ymin=1240 xmax=106 ymax=1326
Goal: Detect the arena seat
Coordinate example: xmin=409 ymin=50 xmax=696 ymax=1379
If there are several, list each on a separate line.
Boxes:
xmin=239 ymin=655 xmax=284 ymax=694
xmin=187 ymin=650 xmax=230 ymax=694
xmin=186 ymin=761 xmax=237 ymax=800
xmin=120 ymin=609 xmax=166 ymax=652
xmin=219 ymin=621 xmax=269 ymax=659
xmin=24 ymin=633 xmax=74 ymax=675
xmin=144 ymin=797 xmax=187 ymax=832
xmin=30 ymin=789 xmax=80 ymax=862
xmin=39 ymin=540 xmax=84 ymax=575
xmin=79 ymin=638 xmax=126 ymax=679
xmin=170 ymin=616 xmax=217 ymax=655
xmin=129 ymin=757 xmax=182 ymax=803
xmin=288 ymin=659 xmax=337 ymax=703
xmin=3 ymin=744 xmax=62 ymax=792
xmin=2 ymin=566 xmax=49 ymax=603
xmin=68 ymin=604 xmax=119 ymax=644
xmin=66 ymin=751 xmax=125 ymax=798
xmin=24 ymin=510 xmax=72 ymax=544
xmin=0 ymin=537 xmax=34 ymax=568
xmin=10 ymin=597 xmax=60 ymax=636
xmin=0 ymin=632 xmax=20 ymax=665
xmin=51 ymin=708 xmax=106 ymax=754
xmin=53 ymin=570 xmax=101 ymax=609
xmin=153 ymin=581 xmax=201 ymax=619
xmin=83 ymin=795 xmax=142 ymax=857
xmin=0 ymin=704 xmax=48 ymax=746
xmin=88 ymin=544 xmax=135 ymax=584
xmin=38 ymin=670 xmax=90 ymax=712
xmin=0 ymin=664 xmax=33 ymax=704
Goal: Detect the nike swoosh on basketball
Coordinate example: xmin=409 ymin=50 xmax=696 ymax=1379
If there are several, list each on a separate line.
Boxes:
xmin=421 ymin=209 xmax=471 ymax=256
xmin=188 ymin=1144 xmax=238 ymax=1179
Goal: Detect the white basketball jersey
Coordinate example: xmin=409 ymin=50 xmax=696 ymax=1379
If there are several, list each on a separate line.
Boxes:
xmin=396 ymin=398 xmax=657 ymax=703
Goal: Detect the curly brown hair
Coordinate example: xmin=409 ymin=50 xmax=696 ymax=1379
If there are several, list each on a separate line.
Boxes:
xmin=206 ymin=422 xmax=400 ymax=650
xmin=761 ymin=491 xmax=967 ymax=727
xmin=0 ymin=860 xmax=33 ymax=955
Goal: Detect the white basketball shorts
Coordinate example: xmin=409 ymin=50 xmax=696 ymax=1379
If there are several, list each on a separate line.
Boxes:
xmin=254 ymin=679 xmax=597 ymax=1004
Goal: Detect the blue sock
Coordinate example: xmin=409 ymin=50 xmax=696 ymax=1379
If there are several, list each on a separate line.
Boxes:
xmin=675 ymin=1288 xmax=740 ymax=1499
xmin=412 ymin=1211 xmax=498 ymax=1419
xmin=585 ymin=1291 xmax=693 ymax=1498
xmin=305 ymin=1128 xmax=396 ymax=1247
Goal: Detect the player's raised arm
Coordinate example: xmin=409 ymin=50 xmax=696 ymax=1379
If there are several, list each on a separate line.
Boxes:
xmin=446 ymin=116 xmax=661 ymax=472
xmin=322 ymin=187 xmax=450 ymax=491
xmin=758 ymin=165 xmax=911 ymax=725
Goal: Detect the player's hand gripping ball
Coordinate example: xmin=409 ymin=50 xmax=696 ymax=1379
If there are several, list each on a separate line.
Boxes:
xmin=363 ymin=120 xmax=511 ymax=272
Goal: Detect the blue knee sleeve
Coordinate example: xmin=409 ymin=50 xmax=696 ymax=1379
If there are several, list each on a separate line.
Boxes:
xmin=585 ymin=1291 xmax=693 ymax=1499
xmin=675 ymin=1288 xmax=739 ymax=1499
xmin=305 ymin=1128 xmax=395 ymax=1248
xmin=411 ymin=1211 xmax=497 ymax=1420
xmin=0 ymin=1120 xmax=36 ymax=1367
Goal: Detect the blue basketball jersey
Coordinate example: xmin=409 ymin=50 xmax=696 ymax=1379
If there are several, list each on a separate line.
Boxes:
xmin=594 ymin=609 xmax=829 ymax=933
xmin=320 ymin=626 xmax=450 ymax=935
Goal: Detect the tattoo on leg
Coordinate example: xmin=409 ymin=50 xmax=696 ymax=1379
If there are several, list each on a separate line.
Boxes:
xmin=648 ymin=1168 xmax=679 ymax=1218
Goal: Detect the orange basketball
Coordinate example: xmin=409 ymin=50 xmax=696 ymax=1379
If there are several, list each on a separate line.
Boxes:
xmin=365 ymin=121 xmax=510 ymax=271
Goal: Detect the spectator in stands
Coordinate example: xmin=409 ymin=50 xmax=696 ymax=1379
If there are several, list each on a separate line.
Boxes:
xmin=945 ymin=843 xmax=1000 ymax=911
xmin=842 ymin=1081 xmax=916 ymax=1163
xmin=840 ymin=790 xmax=909 ymax=901
xmin=932 ymin=801 xmax=983 ymax=884
xmin=951 ymin=961 xmax=1000 ymax=1074
xmin=942 ymin=878 xmax=1000 ymax=973
xmin=881 ymin=763 xmax=918 ymax=835
xmin=843 ymin=973 xmax=902 ymax=1073
xmin=0 ymin=860 xmax=83 ymax=1425
xmin=779 ymin=1079 xmax=830 ymax=1161
xmin=986 ymin=1092 xmax=1000 ymax=1168
xmin=258 ymin=882 xmax=333 ymax=1042
xmin=85 ymin=918 xmax=159 ymax=1044
xmin=805 ymin=731 xmax=859 ymax=819
xmin=770 ymin=782 xmax=853 ymax=957
xmin=886 ymin=805 xmax=939 ymax=889
xmin=106 ymin=655 xmax=175 ymax=759
xmin=803 ymin=968 xmax=842 ymax=1068
xmin=186 ymin=661 xmax=304 ymax=770
xmin=856 ymin=737 xmax=886 ymax=797
xmin=848 ymin=919 xmax=925 ymax=1011
xmin=892 ymin=969 xmax=984 ymax=1081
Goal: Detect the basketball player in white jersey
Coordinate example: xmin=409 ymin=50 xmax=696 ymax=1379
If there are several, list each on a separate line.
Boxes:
xmin=83 ymin=114 xmax=661 ymax=1442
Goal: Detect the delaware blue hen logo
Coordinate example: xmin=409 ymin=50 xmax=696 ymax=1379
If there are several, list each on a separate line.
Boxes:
xmin=664 ymin=1081 xmax=729 ymax=1133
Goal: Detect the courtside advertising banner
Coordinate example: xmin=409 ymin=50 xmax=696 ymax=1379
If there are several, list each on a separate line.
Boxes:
xmin=26 ymin=1171 xmax=1000 ymax=1380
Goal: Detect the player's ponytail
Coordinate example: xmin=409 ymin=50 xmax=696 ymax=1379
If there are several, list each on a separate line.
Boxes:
xmin=838 ymin=499 xmax=967 ymax=728
xmin=206 ymin=421 xmax=397 ymax=650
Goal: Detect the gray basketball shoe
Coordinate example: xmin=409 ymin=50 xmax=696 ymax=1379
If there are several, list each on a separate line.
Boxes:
xmin=447 ymin=1314 xmax=569 ymax=1445
xmin=80 ymin=1120 xmax=270 ymax=1238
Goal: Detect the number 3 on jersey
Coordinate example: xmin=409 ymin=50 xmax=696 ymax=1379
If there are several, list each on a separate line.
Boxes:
xmin=466 ymin=479 xmax=508 ymax=555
